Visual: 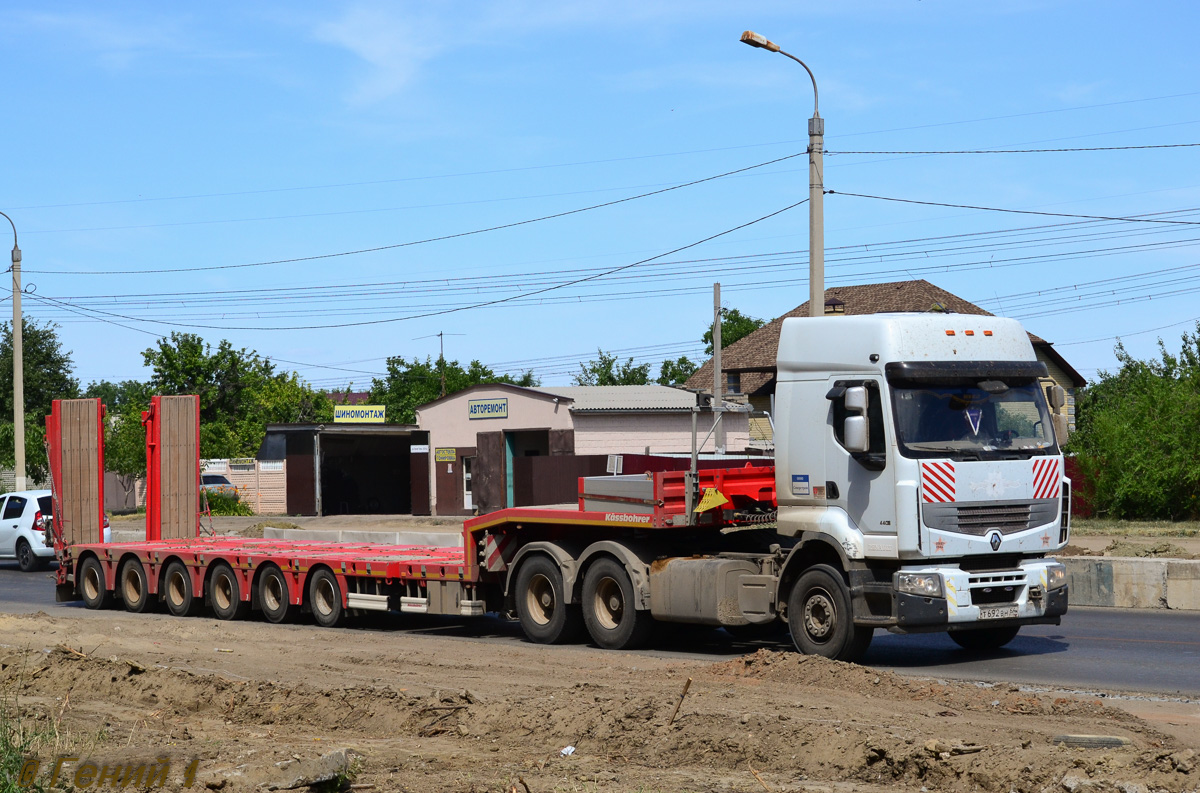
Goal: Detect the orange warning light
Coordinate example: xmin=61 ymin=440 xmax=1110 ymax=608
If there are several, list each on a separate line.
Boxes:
xmin=945 ymin=330 xmax=956 ymax=336
xmin=983 ymin=330 xmax=993 ymax=336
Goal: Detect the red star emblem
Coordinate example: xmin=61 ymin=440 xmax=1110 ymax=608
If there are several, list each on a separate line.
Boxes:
xmin=935 ymin=537 xmax=946 ymax=552
xmin=1042 ymin=533 xmax=1051 ymax=547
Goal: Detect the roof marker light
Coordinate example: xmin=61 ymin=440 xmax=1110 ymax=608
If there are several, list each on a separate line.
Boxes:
xmin=965 ymin=330 xmax=975 ymax=336
xmin=945 ymin=330 xmax=956 ymax=336
xmin=983 ymin=330 xmax=993 ymax=336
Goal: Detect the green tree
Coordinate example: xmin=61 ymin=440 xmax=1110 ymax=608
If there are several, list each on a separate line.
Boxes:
xmin=143 ymin=333 xmax=332 ymax=458
xmin=0 ymin=319 xmax=79 ymax=485
xmin=370 ymin=356 xmax=537 ymax=424
xmin=573 ymin=349 xmax=651 ymax=386
xmin=702 ymin=308 xmax=766 ymax=355
xmin=657 ymin=356 xmax=698 ymax=386
xmin=1067 ymin=326 xmax=1200 ymax=519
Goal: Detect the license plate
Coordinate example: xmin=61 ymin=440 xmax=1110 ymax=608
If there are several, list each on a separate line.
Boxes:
xmin=978 ymin=605 xmax=1019 ymax=620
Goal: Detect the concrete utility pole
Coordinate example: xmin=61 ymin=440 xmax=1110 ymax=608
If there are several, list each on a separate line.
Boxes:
xmin=740 ymin=31 xmax=824 ymax=316
xmin=713 ymin=282 xmax=725 ymax=454
xmin=0 ymin=212 xmax=23 ymax=491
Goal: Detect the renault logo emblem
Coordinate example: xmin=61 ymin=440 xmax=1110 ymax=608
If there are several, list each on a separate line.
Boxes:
xmin=989 ymin=531 xmax=1002 ymax=552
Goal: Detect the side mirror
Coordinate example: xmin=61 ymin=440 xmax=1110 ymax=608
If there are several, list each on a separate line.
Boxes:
xmin=1046 ymin=385 xmax=1066 ymax=410
xmin=844 ymin=386 xmax=868 ymax=414
xmin=844 ymin=415 xmax=869 ymax=453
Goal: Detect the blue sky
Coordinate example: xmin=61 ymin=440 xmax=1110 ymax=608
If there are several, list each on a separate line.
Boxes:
xmin=3 ymin=1 xmax=1199 ymax=391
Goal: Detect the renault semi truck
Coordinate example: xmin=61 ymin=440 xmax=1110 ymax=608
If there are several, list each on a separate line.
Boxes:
xmin=51 ymin=313 xmax=1068 ymax=662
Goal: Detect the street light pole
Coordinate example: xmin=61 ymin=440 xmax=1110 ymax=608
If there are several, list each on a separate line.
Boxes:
xmin=740 ymin=31 xmax=824 ymax=317
xmin=0 ymin=212 xmax=23 ymax=491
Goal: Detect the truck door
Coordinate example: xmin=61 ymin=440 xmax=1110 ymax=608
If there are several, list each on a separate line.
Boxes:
xmin=825 ymin=377 xmax=897 ymax=545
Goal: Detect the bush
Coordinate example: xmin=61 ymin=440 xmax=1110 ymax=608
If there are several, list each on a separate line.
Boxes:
xmin=1066 ymin=326 xmax=1200 ymax=520
xmin=204 ymin=492 xmax=254 ymax=517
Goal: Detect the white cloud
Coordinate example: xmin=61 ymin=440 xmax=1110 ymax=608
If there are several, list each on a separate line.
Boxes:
xmin=313 ymin=5 xmax=447 ymax=105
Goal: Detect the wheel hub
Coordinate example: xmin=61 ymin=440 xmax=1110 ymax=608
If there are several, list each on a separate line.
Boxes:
xmin=803 ymin=591 xmax=835 ymax=641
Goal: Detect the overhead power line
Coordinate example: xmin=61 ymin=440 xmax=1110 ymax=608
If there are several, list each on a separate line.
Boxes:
xmin=830 ymin=191 xmax=1200 ymax=226
xmin=828 ymin=143 xmax=1200 ymax=155
xmin=24 ymin=152 xmax=802 ymax=276
xmin=28 ymin=199 xmax=807 ymax=331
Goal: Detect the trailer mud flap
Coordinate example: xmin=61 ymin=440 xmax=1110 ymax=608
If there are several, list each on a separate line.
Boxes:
xmin=56 ymin=582 xmax=81 ymax=603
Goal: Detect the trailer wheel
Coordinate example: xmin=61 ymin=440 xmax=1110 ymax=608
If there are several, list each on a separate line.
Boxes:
xmin=582 ymin=558 xmax=653 ymax=651
xmin=258 ymin=565 xmax=299 ymax=624
xmin=79 ymin=557 xmax=113 ymax=609
xmin=208 ymin=562 xmax=250 ymax=621
xmin=514 ymin=556 xmax=582 ymax=644
xmin=787 ymin=565 xmax=873 ymax=662
xmin=308 ymin=569 xmax=345 ymax=628
xmin=119 ymin=559 xmax=155 ymax=613
xmin=949 ymin=626 xmax=1020 ymax=652
xmin=163 ymin=561 xmax=201 ymax=617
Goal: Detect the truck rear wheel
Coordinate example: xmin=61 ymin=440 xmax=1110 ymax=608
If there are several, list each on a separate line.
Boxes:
xmin=582 ymin=558 xmax=653 ymax=651
xmin=787 ymin=565 xmax=873 ymax=662
xmin=949 ymin=626 xmax=1020 ymax=652
xmin=119 ymin=559 xmax=155 ymax=613
xmin=78 ymin=557 xmax=113 ymax=609
xmin=258 ymin=565 xmax=299 ymax=624
xmin=163 ymin=561 xmax=201 ymax=617
xmin=308 ymin=569 xmax=345 ymax=628
xmin=514 ymin=556 xmax=582 ymax=644
xmin=208 ymin=562 xmax=250 ymax=621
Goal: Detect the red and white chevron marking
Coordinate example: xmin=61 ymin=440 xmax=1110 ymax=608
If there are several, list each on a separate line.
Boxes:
xmin=1032 ymin=458 xmax=1061 ymax=500
xmin=921 ymin=462 xmax=956 ymax=503
xmin=483 ymin=532 xmax=515 ymax=572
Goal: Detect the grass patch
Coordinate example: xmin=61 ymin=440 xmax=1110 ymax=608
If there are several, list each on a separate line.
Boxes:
xmin=1071 ymin=518 xmax=1200 ymax=537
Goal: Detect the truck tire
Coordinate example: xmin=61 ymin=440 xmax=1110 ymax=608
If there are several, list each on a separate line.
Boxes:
xmin=949 ymin=626 xmax=1020 ymax=652
xmin=308 ymin=569 xmax=345 ymax=628
xmin=16 ymin=539 xmax=46 ymax=572
xmin=257 ymin=565 xmax=299 ymax=624
xmin=787 ymin=565 xmax=873 ymax=662
xmin=78 ymin=556 xmax=113 ymax=609
xmin=514 ymin=555 xmax=583 ymax=644
xmin=119 ymin=559 xmax=155 ymax=613
xmin=208 ymin=562 xmax=250 ymax=621
xmin=163 ymin=561 xmax=201 ymax=617
xmin=582 ymin=557 xmax=653 ymax=651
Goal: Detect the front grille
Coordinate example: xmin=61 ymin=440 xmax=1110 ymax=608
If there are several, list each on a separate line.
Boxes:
xmin=923 ymin=499 xmax=1058 ymax=535
xmin=969 ymin=570 xmax=1025 ymax=605
xmin=956 ymin=504 xmax=1032 ymax=534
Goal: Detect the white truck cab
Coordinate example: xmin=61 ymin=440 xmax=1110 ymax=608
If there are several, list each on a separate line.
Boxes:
xmin=772 ymin=313 xmax=1069 ymax=655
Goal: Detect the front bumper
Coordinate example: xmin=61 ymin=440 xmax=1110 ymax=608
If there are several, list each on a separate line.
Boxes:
xmin=889 ymin=558 xmax=1068 ymax=633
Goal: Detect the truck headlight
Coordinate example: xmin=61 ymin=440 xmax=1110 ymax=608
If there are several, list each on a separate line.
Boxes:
xmin=896 ymin=572 xmax=944 ymax=599
xmin=1046 ymin=563 xmax=1067 ymax=590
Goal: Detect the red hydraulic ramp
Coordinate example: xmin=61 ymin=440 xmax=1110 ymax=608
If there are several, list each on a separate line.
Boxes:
xmin=143 ymin=395 xmax=201 ymax=541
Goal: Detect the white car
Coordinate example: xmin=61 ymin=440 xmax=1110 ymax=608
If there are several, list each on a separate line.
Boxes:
xmin=0 ymin=489 xmax=111 ymax=572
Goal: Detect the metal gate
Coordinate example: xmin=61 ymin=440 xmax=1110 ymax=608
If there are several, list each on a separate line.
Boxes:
xmin=144 ymin=395 xmax=200 ymax=541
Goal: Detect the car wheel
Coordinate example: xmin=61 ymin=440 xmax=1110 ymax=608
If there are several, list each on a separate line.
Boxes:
xmin=16 ymin=539 xmax=46 ymax=572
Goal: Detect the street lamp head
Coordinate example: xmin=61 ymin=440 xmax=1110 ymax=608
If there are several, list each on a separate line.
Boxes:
xmin=740 ymin=31 xmax=780 ymax=52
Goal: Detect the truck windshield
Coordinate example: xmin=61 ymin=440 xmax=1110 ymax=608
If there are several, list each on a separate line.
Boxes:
xmin=890 ymin=379 xmax=1059 ymax=459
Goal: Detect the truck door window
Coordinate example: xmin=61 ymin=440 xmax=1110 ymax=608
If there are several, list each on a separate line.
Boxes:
xmin=830 ymin=380 xmax=886 ymax=470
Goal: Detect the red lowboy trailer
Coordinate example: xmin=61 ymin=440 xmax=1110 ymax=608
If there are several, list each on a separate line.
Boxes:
xmin=49 ymin=396 xmax=780 ymax=648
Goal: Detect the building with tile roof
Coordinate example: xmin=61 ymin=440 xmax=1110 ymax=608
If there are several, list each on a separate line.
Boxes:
xmin=685 ymin=280 xmax=1085 ymax=443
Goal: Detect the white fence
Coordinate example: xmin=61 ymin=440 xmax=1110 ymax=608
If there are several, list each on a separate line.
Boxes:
xmin=202 ymin=459 xmax=287 ymax=515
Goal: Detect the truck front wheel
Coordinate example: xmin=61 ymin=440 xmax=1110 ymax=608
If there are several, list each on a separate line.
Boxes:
xmin=582 ymin=558 xmax=653 ymax=651
xmin=787 ymin=565 xmax=872 ymax=662
xmin=514 ymin=556 xmax=582 ymax=644
xmin=949 ymin=626 xmax=1020 ymax=652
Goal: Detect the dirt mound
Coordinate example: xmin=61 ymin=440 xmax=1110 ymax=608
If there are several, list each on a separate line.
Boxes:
xmin=1104 ymin=540 xmax=1196 ymax=559
xmin=4 ymin=645 xmax=1194 ymax=793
